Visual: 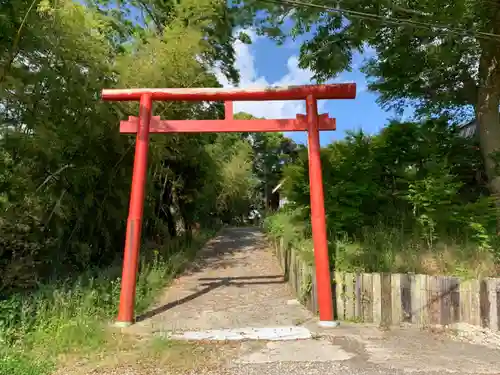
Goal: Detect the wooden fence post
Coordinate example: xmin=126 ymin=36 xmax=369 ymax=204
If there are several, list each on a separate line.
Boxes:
xmin=355 ymin=273 xmax=362 ymax=321
xmin=335 ymin=272 xmax=345 ymax=320
xmin=362 ymin=273 xmax=373 ymax=322
xmin=373 ymin=273 xmax=382 ymax=326
xmin=391 ymin=274 xmax=403 ymax=325
xmin=410 ymin=274 xmax=429 ymax=327
xmin=381 ymin=273 xmax=392 ymax=327
xmin=310 ymin=266 xmax=318 ymax=313
xmin=344 ymin=273 xmax=355 ymax=320
xmin=428 ymin=275 xmax=441 ymax=326
xmin=482 ymin=278 xmax=499 ymax=330
xmin=460 ymin=279 xmax=481 ymax=326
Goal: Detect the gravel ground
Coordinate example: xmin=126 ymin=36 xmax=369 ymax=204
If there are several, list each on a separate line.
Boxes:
xmin=128 ymin=227 xmax=313 ymax=335
xmin=447 ymin=322 xmax=500 ymax=349
xmin=54 ymin=228 xmax=500 ymax=375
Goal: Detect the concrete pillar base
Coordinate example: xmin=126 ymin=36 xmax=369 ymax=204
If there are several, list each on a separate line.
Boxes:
xmin=318 ymin=320 xmax=340 ymax=328
xmin=114 ymin=321 xmax=133 ymax=328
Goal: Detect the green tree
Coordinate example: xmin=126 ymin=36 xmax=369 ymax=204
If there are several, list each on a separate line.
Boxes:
xmin=0 ymin=0 xmax=256 ymax=291
xmin=282 ymin=118 xmax=490 ymax=236
xmin=87 ymin=0 xmax=245 ymax=84
xmin=234 ymin=112 xmax=299 ymax=210
xmin=234 ymin=0 xmax=500 ymax=209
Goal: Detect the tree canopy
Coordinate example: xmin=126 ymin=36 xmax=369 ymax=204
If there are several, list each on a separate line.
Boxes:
xmin=233 ymin=0 xmax=500 ymax=202
xmin=0 ymin=0 xmax=292 ymax=292
xmin=275 ymin=118 xmax=495 ymax=274
xmin=3 ymin=0 xmax=499 ymax=289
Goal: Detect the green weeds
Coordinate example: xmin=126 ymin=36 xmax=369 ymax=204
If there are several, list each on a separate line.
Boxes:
xmin=0 ymin=230 xmax=215 ymax=375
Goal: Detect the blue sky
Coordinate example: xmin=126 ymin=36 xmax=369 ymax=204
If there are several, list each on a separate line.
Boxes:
xmin=116 ymin=1 xmax=412 ymax=146
xmin=216 ymin=29 xmax=413 ymax=146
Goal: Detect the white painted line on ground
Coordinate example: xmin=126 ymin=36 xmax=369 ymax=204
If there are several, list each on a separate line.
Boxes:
xmin=166 ymin=326 xmax=312 ymax=341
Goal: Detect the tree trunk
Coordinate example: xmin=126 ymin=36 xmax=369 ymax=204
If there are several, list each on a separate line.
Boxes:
xmin=178 ymin=198 xmax=193 ymax=240
xmin=264 ymin=164 xmax=269 ymax=212
xmin=158 ymin=180 xmax=177 ymax=237
xmin=476 ymin=43 xmax=500 ymax=232
xmin=165 ymin=206 xmax=176 ymax=238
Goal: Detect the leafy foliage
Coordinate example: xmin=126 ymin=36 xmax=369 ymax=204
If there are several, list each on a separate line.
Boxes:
xmin=0 ymin=0 xmax=297 ymax=372
xmin=233 ymin=0 xmax=497 ymax=115
xmin=233 ymin=0 xmax=500 ymax=203
xmin=0 ymin=0 xmax=260 ymax=293
xmin=277 ymin=118 xmax=498 ymax=275
xmin=233 ymin=112 xmax=300 ymax=211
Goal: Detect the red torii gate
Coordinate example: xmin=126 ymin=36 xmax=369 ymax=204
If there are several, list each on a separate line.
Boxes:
xmin=101 ymin=84 xmax=356 ymax=327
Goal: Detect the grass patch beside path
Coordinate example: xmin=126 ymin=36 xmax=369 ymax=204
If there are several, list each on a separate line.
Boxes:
xmin=54 ymin=335 xmax=240 ymax=375
xmin=264 ymin=210 xmax=499 ymax=278
xmin=0 ymin=230 xmax=218 ymax=375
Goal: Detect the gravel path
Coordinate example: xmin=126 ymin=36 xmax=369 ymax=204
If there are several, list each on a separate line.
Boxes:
xmin=129 ymin=227 xmax=313 ymax=334
xmin=59 ymin=227 xmax=500 ymax=375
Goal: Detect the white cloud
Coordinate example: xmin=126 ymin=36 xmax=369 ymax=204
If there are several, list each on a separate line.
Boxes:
xmin=215 ymin=29 xmax=323 ymax=119
xmin=214 ymin=29 xmax=372 ymax=119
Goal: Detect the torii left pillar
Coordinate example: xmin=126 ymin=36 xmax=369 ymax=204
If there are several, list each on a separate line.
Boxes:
xmin=116 ymin=93 xmax=152 ymax=325
xmin=102 ymin=84 xmax=357 ymax=327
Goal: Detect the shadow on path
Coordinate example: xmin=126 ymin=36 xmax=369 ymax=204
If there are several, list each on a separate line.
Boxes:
xmin=136 ymin=274 xmax=285 ymax=322
xmin=131 ymin=227 xmax=316 ymax=330
xmin=181 ymin=227 xmax=266 ymax=275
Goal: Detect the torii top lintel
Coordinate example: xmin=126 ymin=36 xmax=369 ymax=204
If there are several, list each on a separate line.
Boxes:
xmin=101 ymin=83 xmax=356 ymax=102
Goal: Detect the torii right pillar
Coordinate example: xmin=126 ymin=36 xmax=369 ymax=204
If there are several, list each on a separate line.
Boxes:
xmin=306 ymin=94 xmax=336 ymax=326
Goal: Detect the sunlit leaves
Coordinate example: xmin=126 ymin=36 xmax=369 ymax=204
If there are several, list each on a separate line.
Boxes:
xmin=282 ymin=118 xmax=489 ymax=235
xmin=0 ymin=0 xmax=252 ymax=291
xmin=232 ymin=0 xmax=495 ymax=118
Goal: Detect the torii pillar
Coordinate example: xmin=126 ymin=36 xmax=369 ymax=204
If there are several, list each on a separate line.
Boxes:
xmin=102 ymin=84 xmax=357 ymax=327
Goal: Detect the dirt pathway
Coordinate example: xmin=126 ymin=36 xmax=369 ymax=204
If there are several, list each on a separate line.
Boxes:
xmin=128 ymin=227 xmax=313 ymax=335
xmin=61 ymin=227 xmax=500 ymax=375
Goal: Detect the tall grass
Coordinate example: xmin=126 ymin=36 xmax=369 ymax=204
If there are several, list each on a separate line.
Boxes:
xmin=0 ymin=230 xmax=216 ymax=375
xmin=264 ymin=210 xmax=499 ymax=279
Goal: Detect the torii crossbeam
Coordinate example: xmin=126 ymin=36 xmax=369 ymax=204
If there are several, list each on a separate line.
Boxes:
xmin=101 ymin=84 xmax=357 ymax=327
xmin=119 ymin=112 xmax=336 ymax=133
